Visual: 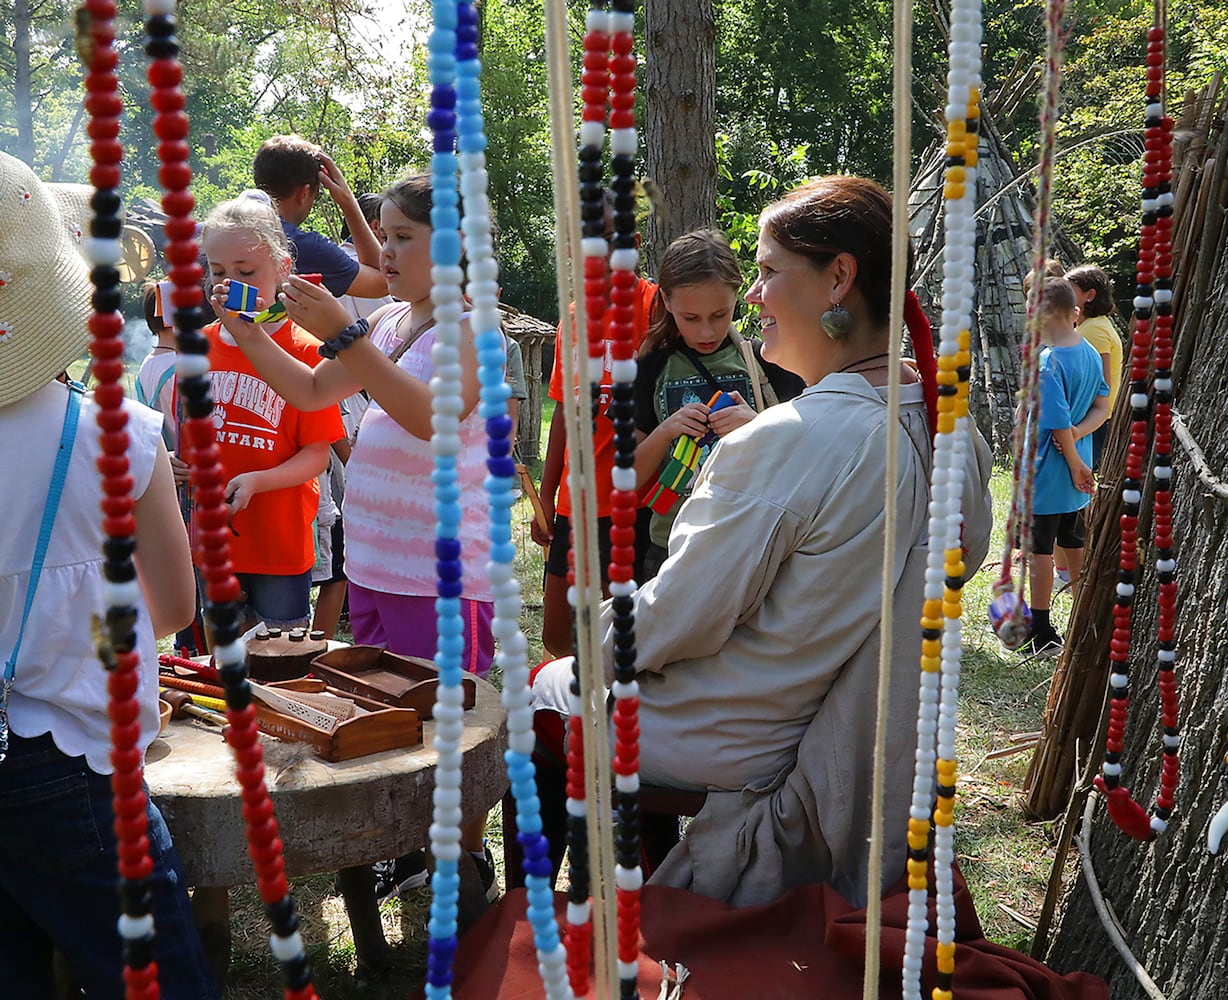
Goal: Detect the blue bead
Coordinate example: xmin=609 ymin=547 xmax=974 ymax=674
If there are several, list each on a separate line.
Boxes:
xmin=436 ymin=596 xmax=460 ymax=617
xmin=439 ymin=632 xmax=464 ymax=656
xmin=488 ymin=436 xmax=512 ymax=458
xmin=438 ymin=579 xmax=464 ymax=599
xmin=432 ymin=229 xmax=463 ymax=263
xmin=437 ymin=558 xmax=462 ymax=582
xmin=431 ymin=85 xmax=456 ymax=108
xmin=491 ymin=541 xmax=516 ymax=564
xmin=458 ymin=133 xmax=487 ymax=155
xmin=435 ymin=537 xmax=462 ymax=560
xmin=487 ymin=456 xmax=516 ymax=479
xmin=487 ymin=414 xmax=513 ymax=439
xmin=435 ymin=504 xmax=460 ymax=527
xmin=437 ymin=613 xmax=463 ymax=637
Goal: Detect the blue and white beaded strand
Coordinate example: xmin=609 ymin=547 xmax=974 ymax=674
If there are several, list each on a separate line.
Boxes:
xmin=453 ymin=2 xmax=574 ymax=995
xmin=901 ymin=1 xmax=982 ymax=996
xmin=423 ymin=1 xmax=467 ymax=993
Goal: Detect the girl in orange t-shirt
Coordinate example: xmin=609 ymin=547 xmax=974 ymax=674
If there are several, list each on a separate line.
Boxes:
xmin=195 ymin=193 xmax=343 ymax=628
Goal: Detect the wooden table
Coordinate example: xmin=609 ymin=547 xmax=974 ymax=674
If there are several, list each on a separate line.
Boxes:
xmin=145 ymin=676 xmax=508 ymax=981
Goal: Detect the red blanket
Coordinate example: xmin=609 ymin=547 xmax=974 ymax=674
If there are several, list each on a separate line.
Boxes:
xmin=443 ymin=868 xmax=1106 ymax=999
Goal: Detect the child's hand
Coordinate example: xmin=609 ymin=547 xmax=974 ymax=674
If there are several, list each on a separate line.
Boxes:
xmin=279 ymin=274 xmax=352 ymax=339
xmin=209 ymin=279 xmax=270 ymax=339
xmin=224 ymin=472 xmax=260 ymax=515
xmin=707 ymin=391 xmax=756 ymax=438
xmin=663 ymin=401 xmax=711 ymax=441
xmin=317 ymin=153 xmax=354 ymax=203
xmin=169 ymin=453 xmax=192 ymax=485
xmin=1072 ymin=461 xmax=1095 ymax=494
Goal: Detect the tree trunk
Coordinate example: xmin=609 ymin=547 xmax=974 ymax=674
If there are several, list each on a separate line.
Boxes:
xmin=642 ymin=0 xmax=717 ymax=275
xmin=13 ymin=0 xmax=36 ymax=165
xmin=1045 ymin=80 xmax=1228 ymax=998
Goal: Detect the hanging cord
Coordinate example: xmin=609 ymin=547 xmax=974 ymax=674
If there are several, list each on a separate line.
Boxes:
xmin=1094 ymin=17 xmax=1180 ymax=842
xmin=990 ymin=0 xmax=1068 ymax=649
xmin=543 ymin=0 xmax=611 ymax=994
xmin=80 ymin=6 xmax=162 ymax=996
xmin=140 ymin=2 xmax=319 ymax=995
xmin=862 ymin=0 xmax=913 ymax=991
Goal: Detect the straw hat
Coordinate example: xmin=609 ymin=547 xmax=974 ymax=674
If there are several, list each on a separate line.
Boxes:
xmin=0 ymin=151 xmax=95 ymax=408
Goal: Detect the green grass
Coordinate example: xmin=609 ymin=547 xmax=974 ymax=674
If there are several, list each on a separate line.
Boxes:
xmin=216 ymin=435 xmax=1063 ymax=994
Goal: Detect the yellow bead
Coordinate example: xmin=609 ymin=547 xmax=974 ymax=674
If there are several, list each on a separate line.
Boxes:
xmin=921 ymin=655 xmax=940 ymax=673
xmin=908 ymin=830 xmax=929 ymax=851
xmin=937 ymin=954 xmax=956 ymax=974
xmin=933 ymin=990 xmax=954 ymax=1000
xmin=936 ymin=942 xmax=956 ymax=963
xmin=937 ymin=371 xmax=958 ymax=386
xmin=908 ymin=858 xmax=928 ymax=877
xmin=910 ymin=875 xmax=928 ymax=891
xmin=948 ymin=121 xmax=966 ymax=137
xmin=944 ymin=183 xmax=965 ymax=200
xmin=959 ymin=330 xmax=971 ymax=351
xmin=922 ymin=638 xmax=941 ymax=658
xmin=946 ymin=166 xmax=966 ymax=184
xmin=946 ymin=142 xmax=965 ymax=158
xmin=945 ymin=562 xmax=966 ymax=579
xmin=938 ymin=416 xmax=956 ymax=435
xmin=964 ymin=149 xmax=979 ymax=167
xmin=924 ymin=599 xmax=942 ymax=620
xmin=934 ymin=810 xmax=954 ymax=827
xmin=943 ymin=603 xmax=962 ymax=619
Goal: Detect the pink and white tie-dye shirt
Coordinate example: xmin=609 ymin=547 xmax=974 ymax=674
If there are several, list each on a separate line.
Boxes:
xmin=343 ymin=303 xmax=493 ymax=601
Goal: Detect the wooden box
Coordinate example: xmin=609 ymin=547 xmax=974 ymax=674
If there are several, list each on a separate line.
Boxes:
xmin=309 ymin=645 xmax=476 ymax=719
xmin=246 ymin=627 xmax=328 ymax=682
xmin=253 ymin=679 xmax=423 ymax=763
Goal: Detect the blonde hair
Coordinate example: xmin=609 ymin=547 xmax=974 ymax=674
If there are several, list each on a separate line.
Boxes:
xmin=201 ymin=191 xmax=293 ymax=275
xmin=643 ymin=229 xmax=743 ymax=354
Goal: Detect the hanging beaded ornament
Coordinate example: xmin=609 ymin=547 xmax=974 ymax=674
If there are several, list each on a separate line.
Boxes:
xmin=1094 ymin=21 xmax=1179 ymax=843
xmin=989 ymin=0 xmax=1068 ymax=652
xmin=900 ymin=2 xmax=981 ymax=995
xmin=139 ymin=0 xmax=319 ymax=994
xmin=79 ymin=4 xmax=164 ymax=994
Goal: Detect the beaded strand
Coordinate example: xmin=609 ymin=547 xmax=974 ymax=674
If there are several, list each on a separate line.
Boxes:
xmin=142 ymin=1 xmax=318 ymax=994
xmin=451 ymin=1 xmax=574 ymax=994
xmin=422 ymin=2 xmax=471 ymax=993
xmin=989 ymin=0 xmax=1068 ymax=650
xmin=604 ymin=5 xmax=643 ymax=999
xmin=81 ymin=5 xmax=162 ymax=995
xmin=901 ymin=4 xmax=981 ymax=994
xmin=563 ymin=3 xmax=614 ymax=991
xmin=1094 ymin=22 xmax=1179 ymax=842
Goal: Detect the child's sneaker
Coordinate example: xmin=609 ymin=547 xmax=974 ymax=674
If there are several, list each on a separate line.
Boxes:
xmin=1054 ymin=567 xmax=1071 ymax=585
xmin=1024 ymin=624 xmax=1064 ymax=658
xmin=373 ymin=851 xmax=430 ymax=903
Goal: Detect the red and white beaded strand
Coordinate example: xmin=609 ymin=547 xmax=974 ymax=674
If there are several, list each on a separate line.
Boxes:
xmin=1094 ymin=19 xmax=1179 ymax=843
xmin=80 ymin=4 xmax=163 ymax=995
xmin=140 ymin=0 xmax=320 ymax=992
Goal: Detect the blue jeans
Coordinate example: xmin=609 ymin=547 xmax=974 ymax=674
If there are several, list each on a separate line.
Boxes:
xmin=237 ymin=569 xmax=312 ymax=628
xmin=0 ymin=734 xmax=219 ymax=999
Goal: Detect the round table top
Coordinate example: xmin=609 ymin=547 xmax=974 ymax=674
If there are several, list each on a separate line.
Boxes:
xmin=146 ymin=675 xmax=508 ymax=887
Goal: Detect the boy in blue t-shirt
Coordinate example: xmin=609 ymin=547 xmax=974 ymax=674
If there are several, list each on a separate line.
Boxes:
xmin=1027 ymin=276 xmax=1110 ymax=653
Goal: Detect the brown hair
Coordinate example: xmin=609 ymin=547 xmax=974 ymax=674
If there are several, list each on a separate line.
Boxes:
xmin=759 ymin=176 xmax=913 ymax=329
xmin=1065 ymin=264 xmax=1116 ymax=318
xmin=643 ymin=229 xmax=743 ymax=354
xmin=253 ymin=135 xmax=324 ymax=200
xmin=1040 ymin=275 xmax=1078 ymax=315
xmin=200 ymin=192 xmax=294 ymax=274
xmin=382 ymin=174 xmax=435 ymax=226
xmin=141 ymin=281 xmax=164 ymax=335
xmin=1023 ymin=257 xmax=1066 ymax=295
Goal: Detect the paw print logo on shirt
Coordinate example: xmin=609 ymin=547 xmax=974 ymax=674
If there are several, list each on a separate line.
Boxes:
xmin=212 ymin=405 xmax=226 ymax=430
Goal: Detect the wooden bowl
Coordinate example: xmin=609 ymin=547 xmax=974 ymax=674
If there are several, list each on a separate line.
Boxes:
xmin=159 ymin=697 xmax=173 ymax=735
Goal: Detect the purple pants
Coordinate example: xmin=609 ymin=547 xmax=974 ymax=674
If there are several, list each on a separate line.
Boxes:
xmin=348 ymin=582 xmax=495 ymax=678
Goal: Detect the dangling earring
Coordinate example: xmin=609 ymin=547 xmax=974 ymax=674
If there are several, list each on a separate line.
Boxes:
xmin=821 ymin=302 xmax=852 ymax=340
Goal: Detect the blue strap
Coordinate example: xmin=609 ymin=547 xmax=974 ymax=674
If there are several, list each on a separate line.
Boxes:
xmin=3 ymin=382 xmax=84 ymax=684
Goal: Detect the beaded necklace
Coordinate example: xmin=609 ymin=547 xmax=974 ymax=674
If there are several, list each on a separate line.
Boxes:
xmin=79 ymin=6 xmax=163 ymax=994
xmin=1093 ymin=21 xmax=1179 ymax=843
xmin=563 ymin=3 xmax=644 ymax=997
xmin=138 ymin=1 xmax=319 ymax=994
xmin=900 ymin=0 xmax=980 ymax=993
xmin=988 ymin=0 xmax=1068 ymax=650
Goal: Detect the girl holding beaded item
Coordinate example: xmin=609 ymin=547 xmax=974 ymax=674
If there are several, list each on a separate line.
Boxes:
xmin=533 ymin=176 xmax=994 ymax=906
xmin=217 ymin=174 xmax=495 ymax=679
xmin=0 ymin=152 xmax=218 ymax=999
xmin=198 ymin=193 xmax=344 ymax=631
xmin=633 ymin=228 xmax=803 ymax=579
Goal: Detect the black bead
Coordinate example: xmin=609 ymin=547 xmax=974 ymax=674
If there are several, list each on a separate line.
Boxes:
xmin=103 ymin=560 xmax=138 ymax=584
xmin=144 ymin=35 xmax=180 ymax=59
xmin=282 ymin=954 xmax=313 ymax=992
xmin=91 ymin=216 xmax=123 ymax=239
xmin=123 ymin=935 xmax=156 ymax=970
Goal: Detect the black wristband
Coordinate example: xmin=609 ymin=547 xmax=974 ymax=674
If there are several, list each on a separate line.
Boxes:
xmin=318 ymin=318 xmax=370 ymax=359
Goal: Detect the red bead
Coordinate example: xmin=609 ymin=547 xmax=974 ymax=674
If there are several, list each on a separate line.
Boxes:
xmin=162 ymin=188 xmax=195 ymax=218
xmin=154 ymin=111 xmax=190 ymax=141
xmin=163 ymin=215 xmax=196 ymax=242
xmin=90 ymin=138 xmax=123 ymax=165
xmin=96 ymin=408 xmax=129 ymax=434
xmin=147 ymin=59 xmax=183 ymax=89
xmin=151 ymin=87 xmax=186 ymax=113
xmin=164 ymin=239 xmax=198 ymax=266
xmin=85 ymin=91 xmax=122 ymax=117
xmin=87 ymin=116 xmax=120 ymax=139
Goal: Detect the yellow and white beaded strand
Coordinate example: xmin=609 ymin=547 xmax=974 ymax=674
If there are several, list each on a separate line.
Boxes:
xmin=902 ymin=0 xmax=981 ymax=995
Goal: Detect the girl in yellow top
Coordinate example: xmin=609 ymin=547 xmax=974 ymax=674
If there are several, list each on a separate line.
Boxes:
xmin=1065 ymin=264 xmax=1122 ymax=470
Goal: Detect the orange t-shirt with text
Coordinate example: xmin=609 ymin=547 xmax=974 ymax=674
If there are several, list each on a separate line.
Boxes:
xmin=548 ymin=276 xmax=657 ymax=518
xmin=197 ymin=321 xmax=343 ymax=575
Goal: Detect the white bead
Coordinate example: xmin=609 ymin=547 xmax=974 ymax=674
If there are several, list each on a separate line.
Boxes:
xmin=144 ymin=0 xmax=177 ymax=13
xmin=1163 ymin=733 xmax=1181 ymax=748
xmin=268 ymin=930 xmax=304 ymax=962
xmin=103 ymin=578 xmax=143 ymax=609
xmin=566 ymin=798 xmax=587 ymax=816
xmin=433 ymin=839 xmax=461 ymax=862
xmin=431 ymin=283 xmax=462 ymax=305
xmin=433 ymin=785 xmax=462 ymax=810
xmin=609 ymin=580 xmax=636 ymax=599
xmin=1110 ymin=673 xmax=1130 ymax=690
xmin=585 ymin=9 xmax=610 ymax=31
xmin=1123 ymin=489 xmax=1142 ymax=505
xmin=1117 ymin=582 xmax=1135 ymax=598
xmin=430 ymin=822 xmax=462 ymax=845
xmin=1154 ymin=377 xmax=1172 ymax=391
xmin=434 ymin=702 xmax=463 ymax=724
xmin=609 ymin=248 xmax=639 ymax=272
xmin=610 ymin=358 xmax=637 ymax=383
xmin=1134 ymin=295 xmax=1153 ymax=311
xmin=609 ymin=10 xmax=634 ymax=33
xmin=615 ymin=770 xmax=640 ymax=793
xmin=619 ymin=960 xmax=639 ymax=981
xmin=1141 ymin=198 xmax=1158 ymax=213
xmin=436 ymin=301 xmax=463 ymax=325
xmin=587 ymin=357 xmax=605 ymax=384
xmin=84 ymin=238 xmax=123 ymax=266
xmin=615 ymin=864 xmax=643 ymax=890
xmin=609 ymin=128 xmax=638 ymax=157
xmin=567 ymin=901 xmax=591 ymax=924
xmin=212 ymin=639 xmax=246 ymax=668
xmin=508 ymin=730 xmax=534 ymax=754
xmin=1158 ymin=648 xmax=1176 ymax=662
xmin=582 ymin=237 xmax=609 ymax=259
xmin=579 ymin=121 xmax=606 ymax=150
xmin=1102 ymin=762 xmax=1122 ymax=777
xmin=1154 ymin=288 xmax=1173 ymax=304
xmin=432 ymin=264 xmax=465 ymax=287
xmin=1157 ymin=558 xmax=1176 ymax=572
xmin=1154 ymin=466 xmax=1172 ymax=480
xmin=117 ymin=913 xmax=155 ymax=940
xmin=611 ymin=465 xmax=637 ymax=492
xmin=611 ymin=679 xmax=639 ymax=700
xmin=507 ymin=706 xmax=533 ymax=734
xmin=1150 ymin=816 xmax=1168 ymax=834
xmin=175 ymin=353 xmax=210 ymax=378
xmin=431 ymin=434 xmax=461 ymax=456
